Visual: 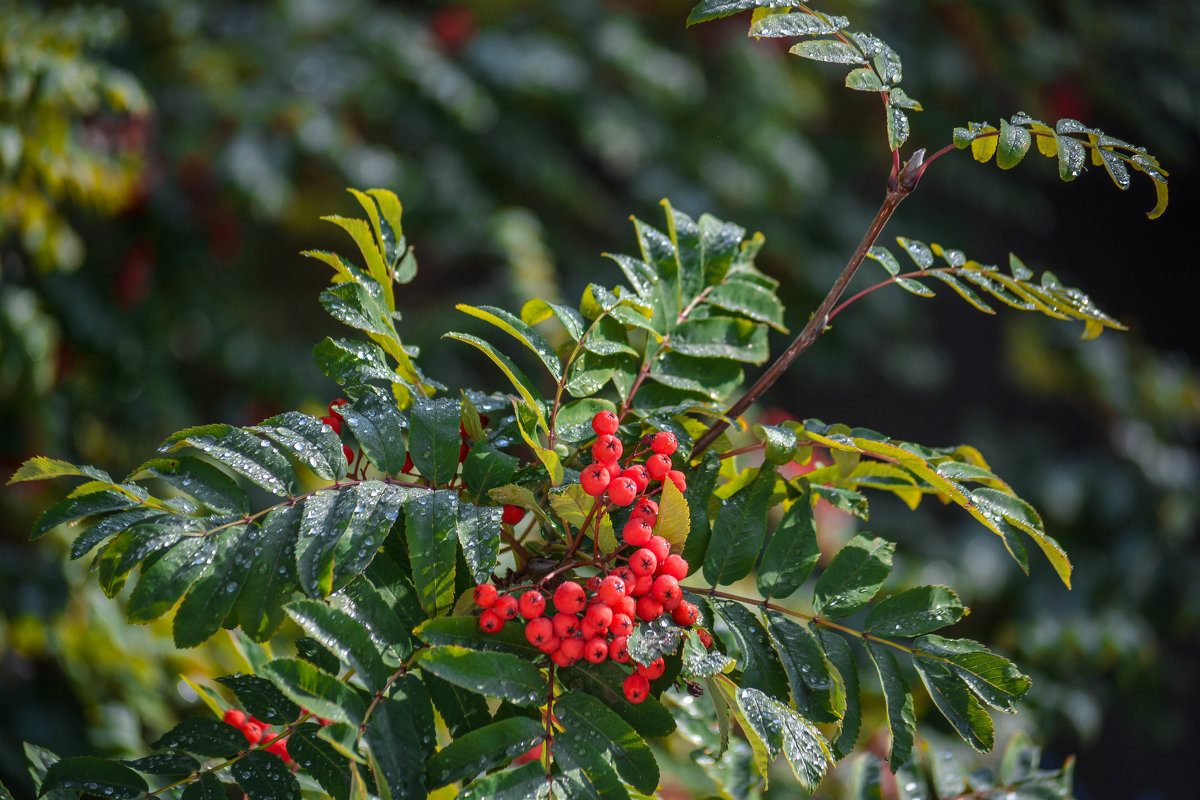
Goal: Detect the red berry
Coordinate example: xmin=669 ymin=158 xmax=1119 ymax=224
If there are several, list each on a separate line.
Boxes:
xmin=560 ymin=636 xmax=586 ymax=661
xmin=667 ymin=470 xmax=687 ymax=494
xmin=592 ymin=434 xmax=624 ymax=464
xmin=611 ymin=566 xmax=636 ymax=593
xmin=592 ymin=410 xmax=619 ymax=436
xmin=402 ymin=453 xmax=415 ymax=473
xmin=623 ymin=518 xmax=652 ymax=547
xmin=661 ymin=554 xmax=689 ymax=580
xmin=223 ymin=709 xmax=246 ymax=728
xmin=343 ymin=444 xmax=355 ymax=464
xmin=585 ymin=602 xmax=613 ymax=632
xmin=636 ymin=595 xmax=664 ymax=622
xmin=328 ymin=398 xmax=348 ymax=421
xmin=551 ymin=612 xmax=580 ymax=639
xmin=320 ymin=415 xmax=342 ymax=435
xmin=580 ymin=464 xmax=610 ymax=497
xmin=551 ymin=648 xmax=574 ymax=668
xmin=473 ymin=583 xmax=498 ymax=608
xmin=553 ymin=581 xmax=587 ymax=615
xmin=513 ymin=742 xmax=543 ymax=766
xmin=478 ymin=609 xmax=504 ymax=633
xmin=615 ymin=594 xmax=638 ymax=617
xmin=629 ymin=548 xmax=658 ymax=576
xmin=265 ymin=738 xmax=290 ymax=762
xmin=629 ymin=498 xmax=659 ymax=524
xmin=242 ymin=722 xmax=263 ymax=745
xmin=538 ymin=635 xmax=561 ymax=655
xmin=525 ymin=617 xmax=554 ymax=647
xmin=604 ymin=460 xmax=624 ymax=479
xmin=584 ymin=637 xmax=609 ymax=663
xmin=646 ymin=454 xmax=672 ymax=481
xmin=459 ymin=441 xmax=470 ymax=463
xmin=672 ymin=601 xmax=700 ymax=626
xmin=607 ymin=477 xmax=638 ymax=506
xmin=586 ymin=575 xmax=602 ymax=593
xmin=647 ymin=535 xmax=671 ymax=564
xmin=610 ymin=635 xmax=631 ymax=663
xmin=652 ymin=575 xmax=681 ymax=606
xmin=597 ymin=575 xmax=626 ymax=605
xmin=610 ymin=612 xmax=634 ymax=637
xmin=623 ymin=673 xmax=650 ymax=703
xmin=630 ymin=575 xmax=654 ymax=597
xmin=620 ymin=465 xmax=650 ymax=493
xmin=494 ymin=594 xmax=519 ymax=620
xmin=519 ymin=590 xmax=546 ymax=619
xmin=698 ymin=629 xmax=714 ymax=648
xmin=501 ymin=504 xmax=526 ymax=525
xmin=637 ymin=657 xmax=666 ymax=680
xmin=651 ymin=432 xmax=678 ymax=456
xmin=580 ymin=618 xmax=605 ymax=640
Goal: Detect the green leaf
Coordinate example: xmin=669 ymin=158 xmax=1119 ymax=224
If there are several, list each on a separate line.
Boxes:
xmin=817 ymin=628 xmax=862 ymax=759
xmin=31 ymin=489 xmax=142 ymax=540
xmin=286 ymin=599 xmax=390 ymax=692
xmin=762 ymin=610 xmax=839 ymax=721
xmin=457 ymin=304 xmax=562 ymax=377
xmin=288 ymin=723 xmax=350 ymax=800
xmin=704 ymin=280 xmax=788 ymax=332
xmin=150 ymin=717 xmax=247 ymax=758
xmin=512 ymin=397 xmax=563 ymax=485
xmin=363 ymin=697 xmax=427 ymax=800
xmin=180 ymin=772 xmax=226 ymax=800
xmin=521 ymin=297 xmax=586 ymax=341
xmin=236 ymin=505 xmax=300 ymax=642
xmin=670 ymin=317 xmax=769 ymax=364
xmin=754 ymin=423 xmax=800 ymax=465
xmin=864 ymin=641 xmax=915 ymax=770
xmin=912 ymin=656 xmax=993 ymax=752
xmin=126 ymin=536 xmax=216 ymax=623
xmin=702 ymin=466 xmax=776 ymax=585
xmin=37 ymin=757 xmax=147 ymax=799
xmin=230 ymin=749 xmax=300 ymax=800
xmin=552 ymin=730 xmax=632 ymax=800
xmin=457 ymin=761 xmax=545 ymax=800
xmin=561 ymin=660 xmax=676 ymax=738
xmin=736 ymin=688 xmax=832 ymax=793
xmin=554 ymin=397 xmax=618 ymax=444
xmin=296 ymin=482 xmax=407 ymax=599
xmin=162 ymin=424 xmax=297 ymax=497
xmin=556 ymin=695 xmax=662 ymax=796
xmin=845 ymin=67 xmax=884 ymax=91
xmin=427 ymin=718 xmax=545 ymax=789
xmin=681 ymin=629 xmax=734 ymax=679
xmin=647 ymin=350 xmax=743 ymax=402
xmin=406 ymin=490 xmax=460 ymax=616
xmin=550 ymin=484 xmax=616 ymax=555
xmin=995 ymin=118 xmax=1032 ymax=170
xmin=250 ymin=412 xmax=349 ymax=481
xmin=711 ymin=599 xmax=789 ymax=699
xmin=425 ymin=672 xmax=492 ymax=738
xmin=332 ymin=578 xmax=418 ymax=663
xmin=813 ymin=534 xmax=895 ymax=618
xmin=131 ymin=456 xmax=247 ymax=514
xmin=415 ymin=616 xmax=544 ymax=660
xmin=789 ymin=39 xmax=867 ymax=65
xmin=748 ymin=10 xmax=848 ymax=37
xmin=173 ymin=525 xmax=255 ymax=647
xmin=409 ymin=396 xmax=464 ymax=486
xmin=68 ymin=508 xmax=164 ymax=560
xmin=260 ymin=658 xmax=367 ymax=726
xmin=913 ymin=635 xmax=1030 ymax=713
xmin=215 ymin=674 xmax=300 ymax=725
xmin=313 ymin=337 xmax=398 ymax=386
xmin=339 ymin=385 xmax=409 ymax=476
xmin=758 ymin=496 xmax=819 ymax=600
xmin=456 ymin=502 xmax=502 ymax=585
xmin=414 ymin=645 xmax=546 ymax=706
xmin=680 ymin=452 xmax=721 ymax=571
xmin=121 ymin=752 xmax=201 ymax=776
xmin=8 ymin=456 xmax=112 ymax=485
xmin=864 ymin=586 xmax=965 ymax=637
xmin=462 ymin=443 xmax=519 ymax=498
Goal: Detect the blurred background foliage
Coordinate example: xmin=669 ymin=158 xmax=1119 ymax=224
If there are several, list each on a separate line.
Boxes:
xmin=0 ymin=0 xmax=1196 ymax=797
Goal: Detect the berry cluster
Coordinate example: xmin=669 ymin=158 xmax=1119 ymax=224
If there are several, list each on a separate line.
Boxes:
xmin=579 ymin=410 xmax=687 ymax=503
xmin=221 ymin=707 xmax=334 ymax=766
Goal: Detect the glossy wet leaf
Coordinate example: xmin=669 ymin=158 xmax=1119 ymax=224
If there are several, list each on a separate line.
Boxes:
xmin=121 ymin=752 xmax=200 ymax=776
xmin=865 ymin=641 xmax=915 ymax=769
xmin=162 ymin=424 xmax=297 ymax=497
xmin=457 ymin=761 xmax=545 ymax=800
xmin=409 ymin=396 xmax=464 ymax=486
xmin=758 ymin=496 xmax=819 ymax=600
xmin=215 ymin=674 xmax=299 ymax=725
xmin=286 ymin=599 xmax=390 ymax=692
xmin=711 ymin=599 xmax=789 ymax=700
xmin=37 ymin=756 xmax=147 ymax=799
xmin=414 ymin=645 xmax=546 ymax=707
xmin=339 ymin=385 xmax=409 ymax=475
xmin=562 ymin=660 xmax=676 ymax=738
xmin=150 ymin=717 xmax=247 ymax=758
xmin=173 ymin=525 xmax=255 ymax=647
xmin=556 ymin=691 xmax=659 ymax=794
xmin=865 ymin=585 xmax=965 ymax=637
xmin=132 ymin=456 xmax=247 ymax=514
xmin=813 ymin=534 xmax=895 ymax=618
xmin=817 ymin=628 xmax=862 ymax=759
xmin=703 ymin=466 xmax=776 ymax=585
xmin=32 ymin=489 xmax=143 ymax=540
xmin=912 ymin=656 xmax=994 ymax=752
xmin=236 ymin=504 xmax=301 ymax=642
xmin=462 ymin=443 xmax=519 ymax=497
xmin=737 ymin=687 xmax=832 ymax=792
xmin=260 ymin=658 xmax=367 ymax=726
xmin=406 ymin=490 xmax=460 ymax=616
xmin=230 ymin=749 xmax=300 ymax=800
xmin=427 ymin=717 xmax=545 ymax=789
xmin=913 ymin=635 xmax=1030 ymax=713
xmin=288 ymin=723 xmax=350 ymax=800
xmin=762 ymin=611 xmax=839 ymax=721
xmin=249 ymin=411 xmax=348 ymax=481
xmin=296 ymin=481 xmax=406 ymax=599
xmin=126 ymin=536 xmax=217 ymax=623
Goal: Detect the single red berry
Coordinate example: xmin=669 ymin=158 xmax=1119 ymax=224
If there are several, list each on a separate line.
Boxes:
xmin=651 ymin=431 xmax=678 ymax=456
xmin=667 ymin=470 xmax=687 ymax=494
xmin=538 ymin=635 xmax=561 ymax=655
xmin=580 ymin=463 xmax=610 ymax=497
xmin=636 ymin=595 xmax=664 ymax=622
xmin=597 ymin=575 xmax=626 ymax=605
xmin=698 ymin=629 xmax=714 ymax=648
xmin=607 ymin=476 xmax=638 ymax=506
xmin=672 ymin=601 xmax=700 ymax=626
xmin=265 ymin=738 xmax=290 ymax=762
xmin=637 ymin=657 xmax=666 ymax=680
xmin=493 ymin=594 xmax=519 ymax=620
xmin=622 ymin=518 xmax=652 ymax=547
xmin=652 ymin=574 xmax=681 ymax=606
xmin=610 ymin=635 xmax=630 ymax=663
xmin=560 ymin=636 xmax=586 ymax=661
xmin=615 ymin=594 xmax=637 ymax=617
xmin=473 ymin=583 xmax=498 ymax=608
xmin=610 ymin=612 xmax=634 ymax=638
xmin=647 ymin=535 xmax=671 ymax=564
xmin=629 ymin=547 xmax=658 ymax=576
xmin=320 ymin=415 xmax=342 ymax=435
xmin=551 ymin=612 xmax=580 ymax=639
xmin=501 ymin=504 xmax=526 ymax=525
xmin=317 ymin=717 xmax=334 ymax=727
xmin=580 ymin=618 xmax=605 ymax=640
xmin=553 ymin=581 xmax=587 ymax=615
xmin=242 ymin=722 xmax=263 ymax=745
xmin=551 ymin=648 xmax=574 ymax=668
xmin=343 ymin=444 xmax=355 ymax=464
xmin=620 ymin=465 xmax=650 ymax=493
xmin=629 ymin=498 xmax=659 ymax=524
xmin=459 ymin=441 xmax=470 ymax=463
xmin=584 ymin=637 xmax=609 ymax=663
xmin=223 ymin=709 xmax=246 ymax=728
xmin=592 ymin=409 xmax=619 ymax=436
xmin=525 ymin=617 xmax=554 ymax=647
xmin=645 ymin=454 xmax=672 ymax=481
xmin=604 ymin=460 xmax=624 ymax=479
xmin=478 ymin=609 xmax=504 ymax=633
xmin=586 ymin=575 xmax=602 ymax=593
xmin=661 ymin=554 xmax=689 ymax=580
xmin=623 ymin=673 xmax=650 ymax=703
xmin=630 ymin=574 xmax=654 ymax=597
xmin=592 ymin=434 xmax=624 ymax=464
xmin=585 ymin=602 xmax=613 ymax=631
xmin=519 ymin=590 xmax=546 ymax=619
xmin=611 ymin=566 xmax=636 ymax=593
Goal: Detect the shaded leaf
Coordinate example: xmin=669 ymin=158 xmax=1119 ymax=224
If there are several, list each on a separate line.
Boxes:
xmin=37 ymin=757 xmax=147 ymax=799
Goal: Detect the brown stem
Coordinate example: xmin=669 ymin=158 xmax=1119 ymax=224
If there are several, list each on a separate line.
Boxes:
xmin=690 ymin=186 xmax=910 ymax=460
